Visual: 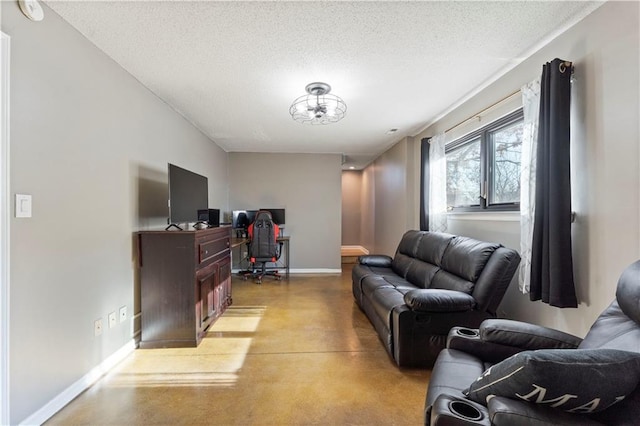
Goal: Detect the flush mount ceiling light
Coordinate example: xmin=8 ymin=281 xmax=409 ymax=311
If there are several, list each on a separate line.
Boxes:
xmin=290 ymin=82 xmax=347 ymax=125
xmin=18 ymin=0 xmax=44 ymax=21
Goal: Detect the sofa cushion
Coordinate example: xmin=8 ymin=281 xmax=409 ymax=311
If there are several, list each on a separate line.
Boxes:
xmin=426 ymin=348 xmax=487 ymax=408
xmin=396 ymin=230 xmax=423 ymax=257
xmin=354 ymin=265 xmax=399 ymax=283
xmin=415 ymin=232 xmax=455 ymax=266
xmin=616 ymin=260 xmax=640 ymax=325
xmin=369 ymin=287 xmax=407 ymax=329
xmin=361 ymin=275 xmax=416 ymax=303
xmin=391 ymin=253 xmax=414 ymax=279
xmin=391 ymin=231 xmax=424 ymax=278
xmin=361 ymin=276 xmax=395 ymax=298
xmin=580 ymin=301 xmax=640 ymax=353
xmin=465 ymin=348 xmax=640 ymax=413
xmin=406 ymin=262 xmax=440 ymax=289
xmin=441 ymin=237 xmax=500 ymax=282
xmin=430 ymin=270 xmax=475 ymax=294
xmin=352 ymin=264 xmax=396 ymax=287
xmin=487 ymin=396 xmax=603 ymax=426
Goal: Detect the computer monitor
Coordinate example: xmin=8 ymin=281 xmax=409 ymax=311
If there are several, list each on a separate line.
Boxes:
xmin=260 ymin=208 xmax=285 ymax=225
xmin=232 ymin=210 xmax=258 ymax=229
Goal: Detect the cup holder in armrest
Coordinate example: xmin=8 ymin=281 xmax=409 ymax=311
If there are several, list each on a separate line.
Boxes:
xmin=455 ymin=327 xmax=480 ymax=337
xmin=449 ymin=400 xmax=483 ymax=421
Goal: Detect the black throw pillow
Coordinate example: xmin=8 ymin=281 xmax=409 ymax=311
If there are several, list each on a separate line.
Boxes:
xmin=464 ymin=348 xmax=640 ymax=414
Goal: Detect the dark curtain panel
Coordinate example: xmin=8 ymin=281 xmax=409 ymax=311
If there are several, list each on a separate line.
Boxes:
xmin=530 ymin=58 xmax=577 ymax=308
xmin=420 ymin=138 xmax=430 ymax=231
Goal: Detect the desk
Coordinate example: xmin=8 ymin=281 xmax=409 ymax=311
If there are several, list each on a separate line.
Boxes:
xmin=231 ymin=236 xmax=290 ymax=278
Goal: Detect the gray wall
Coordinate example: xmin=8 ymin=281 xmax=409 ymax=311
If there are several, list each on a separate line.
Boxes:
xmin=228 ymin=152 xmax=342 ymax=270
xmin=341 ymin=171 xmax=362 ymax=246
xmin=414 ymin=1 xmax=640 ymax=337
xmin=363 ymin=137 xmax=419 ymax=256
xmin=3 ymin=3 xmax=228 ymax=423
xmin=360 ymin=164 xmax=375 ymax=252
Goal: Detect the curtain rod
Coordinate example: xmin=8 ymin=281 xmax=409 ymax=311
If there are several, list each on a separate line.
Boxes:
xmin=444 ymin=89 xmax=521 ymax=134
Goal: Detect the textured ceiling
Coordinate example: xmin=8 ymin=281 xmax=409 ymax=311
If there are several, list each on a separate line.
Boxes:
xmin=44 ymin=0 xmax=602 ymax=169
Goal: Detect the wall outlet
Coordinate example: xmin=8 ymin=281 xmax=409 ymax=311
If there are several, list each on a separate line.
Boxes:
xmin=94 ymin=318 xmax=103 ymax=336
xmin=108 ymin=311 xmax=117 ymax=329
xmin=119 ymin=306 xmax=127 ymax=323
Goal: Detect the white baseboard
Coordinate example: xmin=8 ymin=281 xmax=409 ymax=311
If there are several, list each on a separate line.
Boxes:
xmin=232 ymin=268 xmax=342 ymax=274
xmin=289 ymin=268 xmax=342 ymax=274
xmin=20 ymin=340 xmax=136 ymax=426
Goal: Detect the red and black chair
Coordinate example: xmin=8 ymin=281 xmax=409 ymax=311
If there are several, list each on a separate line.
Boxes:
xmin=243 ymin=210 xmax=282 ymax=284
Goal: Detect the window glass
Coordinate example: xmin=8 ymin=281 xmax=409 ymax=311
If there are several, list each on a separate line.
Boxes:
xmin=440 ymin=109 xmax=524 ymax=212
xmin=490 ymin=121 xmax=523 ymax=205
xmin=446 ymin=139 xmax=481 ymax=208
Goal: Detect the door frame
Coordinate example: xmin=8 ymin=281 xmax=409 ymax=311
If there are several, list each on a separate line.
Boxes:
xmin=1 ymin=31 xmax=11 ymax=425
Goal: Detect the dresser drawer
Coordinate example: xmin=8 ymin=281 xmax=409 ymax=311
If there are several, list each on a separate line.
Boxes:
xmin=198 ymin=236 xmax=229 ymax=266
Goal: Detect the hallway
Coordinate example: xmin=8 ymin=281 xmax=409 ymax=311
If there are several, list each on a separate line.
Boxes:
xmin=46 ymin=267 xmax=430 ymax=425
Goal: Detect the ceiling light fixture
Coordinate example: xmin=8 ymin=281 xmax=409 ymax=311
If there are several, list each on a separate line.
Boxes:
xmin=290 ymin=82 xmax=346 ymax=125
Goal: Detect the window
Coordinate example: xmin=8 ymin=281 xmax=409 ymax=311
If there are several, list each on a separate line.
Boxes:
xmin=446 ymin=109 xmax=523 ymax=211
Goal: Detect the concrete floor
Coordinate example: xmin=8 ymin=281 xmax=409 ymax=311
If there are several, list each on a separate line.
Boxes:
xmin=46 ymin=266 xmax=431 ymax=425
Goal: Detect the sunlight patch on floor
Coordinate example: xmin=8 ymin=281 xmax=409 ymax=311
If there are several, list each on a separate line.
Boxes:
xmin=207 ymin=306 xmax=266 ymax=333
xmin=340 ymin=245 xmax=369 ymax=257
xmin=105 ymin=306 xmax=266 ymax=388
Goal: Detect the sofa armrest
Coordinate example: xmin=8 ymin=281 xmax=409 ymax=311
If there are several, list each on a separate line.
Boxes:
xmin=357 ymin=254 xmax=392 ymax=267
xmin=404 ymin=289 xmax=475 ymax=313
xmin=487 ymin=396 xmax=604 ymax=426
xmin=479 ymin=319 xmax=583 ymax=350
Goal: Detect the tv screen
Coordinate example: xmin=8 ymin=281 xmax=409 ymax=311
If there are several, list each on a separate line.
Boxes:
xmin=168 ymin=163 xmax=208 ymax=224
xmin=260 ymin=208 xmax=285 ymax=225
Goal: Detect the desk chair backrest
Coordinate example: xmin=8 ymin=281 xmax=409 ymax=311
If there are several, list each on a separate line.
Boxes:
xmin=248 ymin=210 xmax=280 ymax=262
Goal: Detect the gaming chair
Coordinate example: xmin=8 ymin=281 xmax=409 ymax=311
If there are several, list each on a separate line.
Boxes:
xmin=244 ymin=210 xmax=282 ymax=284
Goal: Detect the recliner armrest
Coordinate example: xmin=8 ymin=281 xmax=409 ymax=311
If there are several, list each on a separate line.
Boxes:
xmin=480 ymin=319 xmax=583 ymax=350
xmin=447 ymin=327 xmax=524 ymax=363
xmin=487 ymin=396 xmax=603 ymax=426
xmin=429 ymin=394 xmax=491 ymax=426
xmin=357 ymin=254 xmax=392 ymax=267
xmin=404 ymin=289 xmax=476 ymax=313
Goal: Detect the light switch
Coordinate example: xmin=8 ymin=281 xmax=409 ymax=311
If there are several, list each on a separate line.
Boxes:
xmin=15 ymin=194 xmax=32 ymax=218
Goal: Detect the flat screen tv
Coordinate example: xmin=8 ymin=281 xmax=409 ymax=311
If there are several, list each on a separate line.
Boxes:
xmin=168 ymin=163 xmax=208 ymax=226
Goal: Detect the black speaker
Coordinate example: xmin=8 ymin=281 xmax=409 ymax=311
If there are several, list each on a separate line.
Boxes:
xmin=197 ymin=208 xmax=220 ymax=227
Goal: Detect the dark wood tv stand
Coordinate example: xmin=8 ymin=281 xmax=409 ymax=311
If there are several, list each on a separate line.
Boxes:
xmin=137 ymin=226 xmax=232 ymax=348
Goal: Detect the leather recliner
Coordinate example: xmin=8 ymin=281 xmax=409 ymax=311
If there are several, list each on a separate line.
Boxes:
xmin=353 ymin=231 xmax=520 ymax=368
xmin=425 ymin=260 xmax=640 ymax=425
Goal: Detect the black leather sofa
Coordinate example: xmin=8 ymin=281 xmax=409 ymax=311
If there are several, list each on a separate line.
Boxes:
xmin=352 ymin=230 xmax=520 ymax=368
xmin=425 ymin=260 xmax=640 ymax=425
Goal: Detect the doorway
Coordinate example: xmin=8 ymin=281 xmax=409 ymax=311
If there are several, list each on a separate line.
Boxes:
xmin=341 ymin=170 xmax=371 ymax=263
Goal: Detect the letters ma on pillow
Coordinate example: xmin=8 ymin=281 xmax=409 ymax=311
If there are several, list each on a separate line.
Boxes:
xmin=464 ymin=349 xmax=640 ymax=413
